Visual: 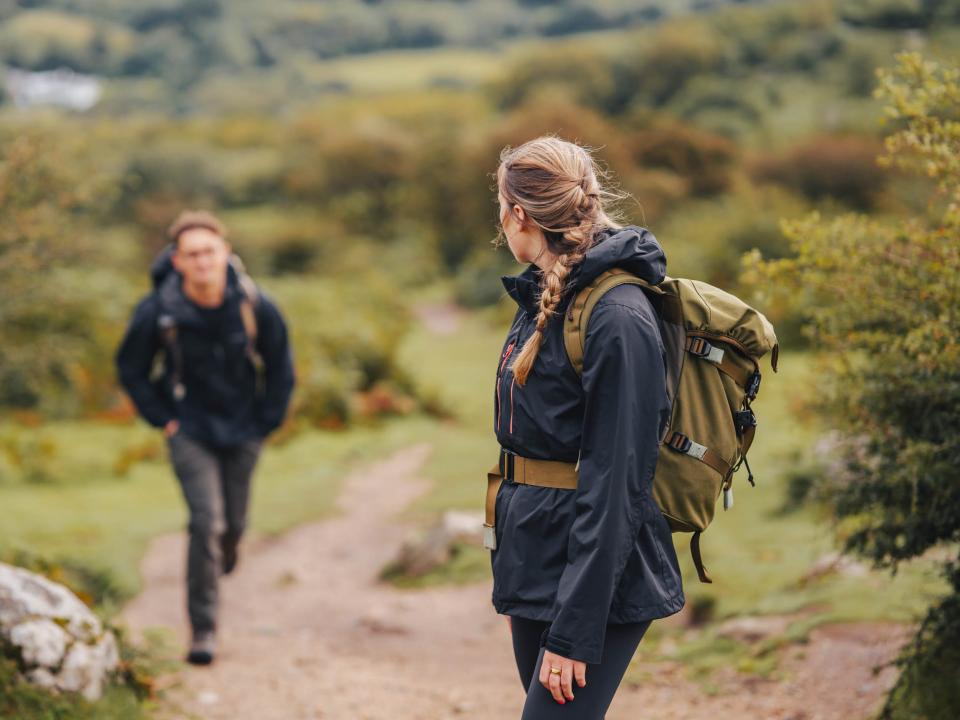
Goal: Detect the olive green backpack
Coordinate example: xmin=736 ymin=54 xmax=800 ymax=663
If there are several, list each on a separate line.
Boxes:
xmin=564 ymin=268 xmax=779 ymax=583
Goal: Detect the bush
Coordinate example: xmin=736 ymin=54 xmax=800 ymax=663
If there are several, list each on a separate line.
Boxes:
xmin=453 ymin=248 xmax=518 ymax=308
xmin=750 ymin=134 xmax=888 ymax=210
xmin=266 ymin=272 xmax=419 ymax=428
xmin=745 ymin=53 xmax=960 ymax=719
xmin=840 ymin=0 xmax=932 ymax=28
xmin=630 ymin=18 xmax=731 ymax=106
xmin=628 ymin=119 xmax=737 ymax=197
xmin=490 ymin=47 xmax=618 ymax=113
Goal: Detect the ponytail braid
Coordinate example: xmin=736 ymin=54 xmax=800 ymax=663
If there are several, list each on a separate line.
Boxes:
xmin=510 ymin=239 xmax=590 ymax=386
xmin=497 ymin=136 xmax=629 ymax=385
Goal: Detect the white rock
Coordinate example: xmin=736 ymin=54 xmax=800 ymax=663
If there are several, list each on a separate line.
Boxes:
xmin=8 ymin=618 xmax=70 ymax=667
xmin=0 ymin=562 xmax=120 ymax=701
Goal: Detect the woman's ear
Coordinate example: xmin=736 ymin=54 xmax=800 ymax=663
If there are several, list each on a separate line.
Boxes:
xmin=512 ymin=204 xmax=526 ymax=226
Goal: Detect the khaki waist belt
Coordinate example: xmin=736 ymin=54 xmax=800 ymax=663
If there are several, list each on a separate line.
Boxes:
xmin=483 ymin=449 xmax=579 ymax=550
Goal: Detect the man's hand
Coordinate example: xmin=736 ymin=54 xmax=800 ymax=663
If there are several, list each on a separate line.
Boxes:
xmin=163 ymin=419 xmax=180 ymax=438
xmin=539 ymin=649 xmax=586 ymax=704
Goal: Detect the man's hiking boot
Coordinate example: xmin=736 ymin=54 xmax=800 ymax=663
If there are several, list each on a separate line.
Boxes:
xmin=221 ymin=536 xmax=239 ymax=575
xmin=186 ymin=630 xmax=216 ymax=666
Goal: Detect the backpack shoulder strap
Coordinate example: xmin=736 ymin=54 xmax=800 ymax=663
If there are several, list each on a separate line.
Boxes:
xmin=563 ymin=268 xmax=661 ymax=376
xmin=236 ymin=272 xmax=260 ymax=348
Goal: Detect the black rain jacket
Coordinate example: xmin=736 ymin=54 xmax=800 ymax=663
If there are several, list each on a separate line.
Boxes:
xmin=115 ymin=252 xmax=295 ymax=448
xmin=491 ymin=225 xmax=685 ymax=664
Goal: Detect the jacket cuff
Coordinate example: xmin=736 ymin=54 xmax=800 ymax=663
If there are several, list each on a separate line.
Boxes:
xmin=144 ymin=410 xmax=174 ymax=429
xmin=543 ymin=632 xmax=600 ymax=665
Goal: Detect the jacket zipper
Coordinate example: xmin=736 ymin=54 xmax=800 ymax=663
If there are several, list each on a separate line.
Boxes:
xmin=496 ymin=342 xmax=515 ymax=433
xmin=509 ymin=376 xmax=516 ymax=435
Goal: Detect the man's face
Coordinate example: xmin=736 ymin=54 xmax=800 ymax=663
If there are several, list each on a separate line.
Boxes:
xmin=172 ymin=228 xmax=231 ymax=288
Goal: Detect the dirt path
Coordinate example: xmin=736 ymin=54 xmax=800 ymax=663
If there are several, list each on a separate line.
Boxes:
xmin=124 ymin=444 xmax=909 ymax=720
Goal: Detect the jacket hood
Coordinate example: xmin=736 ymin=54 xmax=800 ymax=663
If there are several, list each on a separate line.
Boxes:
xmin=501 ymin=226 xmax=666 ymax=312
xmin=150 ymin=243 xmax=244 ymax=323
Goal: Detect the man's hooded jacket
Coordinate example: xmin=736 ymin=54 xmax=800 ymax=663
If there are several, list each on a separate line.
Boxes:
xmin=116 ymin=249 xmax=295 ymax=448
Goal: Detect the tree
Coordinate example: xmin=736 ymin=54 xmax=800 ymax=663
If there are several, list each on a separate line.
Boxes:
xmin=745 ymin=52 xmax=959 ymax=719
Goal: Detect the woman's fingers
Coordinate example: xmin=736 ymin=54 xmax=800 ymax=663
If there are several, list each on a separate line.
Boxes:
xmin=548 ymin=667 xmax=565 ymax=704
xmin=574 ymin=661 xmax=587 ymax=688
xmin=560 ymin=662 xmax=575 ymax=700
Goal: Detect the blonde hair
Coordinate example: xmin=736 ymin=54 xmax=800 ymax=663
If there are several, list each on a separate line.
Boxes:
xmin=496 ymin=136 xmax=625 ymax=385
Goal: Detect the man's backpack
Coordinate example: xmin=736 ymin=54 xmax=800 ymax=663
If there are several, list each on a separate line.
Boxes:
xmin=564 ymin=268 xmax=779 ymax=583
xmin=149 ymin=244 xmax=263 ymax=401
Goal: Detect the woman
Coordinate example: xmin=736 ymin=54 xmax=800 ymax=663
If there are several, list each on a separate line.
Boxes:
xmin=489 ymin=136 xmax=685 ymax=719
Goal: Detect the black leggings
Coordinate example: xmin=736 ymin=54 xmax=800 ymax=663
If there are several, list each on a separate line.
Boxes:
xmin=510 ymin=616 xmax=651 ymax=720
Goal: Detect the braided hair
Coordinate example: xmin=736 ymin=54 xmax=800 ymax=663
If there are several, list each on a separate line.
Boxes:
xmin=496 ymin=136 xmax=627 ymax=385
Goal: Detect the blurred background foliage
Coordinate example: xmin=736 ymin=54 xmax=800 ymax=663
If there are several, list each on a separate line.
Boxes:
xmin=1 ymin=0 xmax=959 ymax=715
xmin=1 ymin=0 xmax=956 ymax=424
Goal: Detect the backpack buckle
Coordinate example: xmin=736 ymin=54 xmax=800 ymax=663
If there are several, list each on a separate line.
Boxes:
xmin=687 ymin=337 xmax=710 ymax=358
xmin=745 ymin=371 xmax=761 ymax=400
xmin=668 ymin=432 xmax=692 ymax=454
xmin=733 ymin=409 xmax=757 ymax=434
xmin=686 ymin=336 xmax=725 ymax=365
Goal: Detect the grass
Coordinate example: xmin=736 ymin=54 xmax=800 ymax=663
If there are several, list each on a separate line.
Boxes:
xmin=0 ymin=414 xmax=439 ymax=600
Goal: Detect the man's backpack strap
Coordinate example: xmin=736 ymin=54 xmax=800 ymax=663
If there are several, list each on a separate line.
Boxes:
xmin=233 ymin=268 xmax=265 ymax=392
xmin=157 ymin=314 xmax=186 ymax=401
xmin=564 ymin=268 xmax=664 ymax=376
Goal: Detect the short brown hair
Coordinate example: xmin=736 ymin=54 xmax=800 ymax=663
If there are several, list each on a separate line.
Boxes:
xmin=167 ymin=210 xmax=227 ymax=244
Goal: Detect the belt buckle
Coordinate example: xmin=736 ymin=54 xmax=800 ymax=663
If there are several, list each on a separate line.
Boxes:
xmin=499 ymin=448 xmax=517 ymax=482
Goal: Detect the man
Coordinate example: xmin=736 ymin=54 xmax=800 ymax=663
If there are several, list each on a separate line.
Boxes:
xmin=116 ymin=210 xmax=295 ymax=665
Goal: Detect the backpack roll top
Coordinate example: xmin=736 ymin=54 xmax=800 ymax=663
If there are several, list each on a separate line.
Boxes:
xmin=670 ymin=278 xmax=779 ymax=372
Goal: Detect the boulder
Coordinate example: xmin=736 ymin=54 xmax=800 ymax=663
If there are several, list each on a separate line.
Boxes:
xmin=385 ymin=510 xmax=484 ymax=578
xmin=0 ymin=562 xmax=119 ymax=701
xmin=716 ymin=615 xmax=794 ymax=644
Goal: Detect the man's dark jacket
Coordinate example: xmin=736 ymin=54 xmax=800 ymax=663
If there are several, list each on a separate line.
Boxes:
xmin=116 ymin=252 xmax=295 ymax=448
xmin=491 ymin=225 xmax=685 ymax=665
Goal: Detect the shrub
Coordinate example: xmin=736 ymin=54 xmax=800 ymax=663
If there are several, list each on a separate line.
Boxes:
xmin=749 ymin=134 xmax=888 ymax=210
xmin=744 ymin=53 xmax=960 ymax=719
xmin=628 ymin=119 xmax=737 ymax=197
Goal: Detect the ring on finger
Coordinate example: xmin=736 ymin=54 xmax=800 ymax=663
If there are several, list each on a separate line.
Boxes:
xmin=550 ymin=667 xmax=562 ymax=675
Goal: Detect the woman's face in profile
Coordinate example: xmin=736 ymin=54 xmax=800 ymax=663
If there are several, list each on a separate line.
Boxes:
xmin=498 ymin=192 xmax=543 ymax=265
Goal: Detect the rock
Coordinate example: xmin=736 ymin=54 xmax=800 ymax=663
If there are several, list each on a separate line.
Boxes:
xmin=804 ymin=552 xmax=869 ymax=583
xmin=357 ymin=606 xmax=408 ymax=635
xmin=716 ymin=615 xmax=793 ymax=644
xmin=384 ymin=510 xmax=484 ymax=579
xmin=9 ymin=618 xmax=70 ymax=667
xmin=0 ymin=562 xmax=120 ymax=701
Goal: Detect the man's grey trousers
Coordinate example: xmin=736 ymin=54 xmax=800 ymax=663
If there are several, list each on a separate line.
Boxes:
xmin=167 ymin=432 xmax=262 ymax=635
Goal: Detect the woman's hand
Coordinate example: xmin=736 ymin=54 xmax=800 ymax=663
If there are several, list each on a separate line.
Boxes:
xmin=539 ymin=649 xmax=586 ymax=704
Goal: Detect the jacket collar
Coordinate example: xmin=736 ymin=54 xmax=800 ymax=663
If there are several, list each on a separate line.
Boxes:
xmin=157 ymin=264 xmax=242 ymax=326
xmin=500 ymin=226 xmax=667 ymax=313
